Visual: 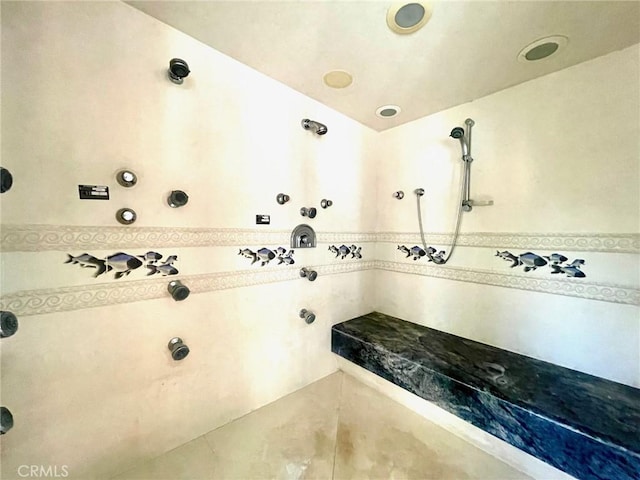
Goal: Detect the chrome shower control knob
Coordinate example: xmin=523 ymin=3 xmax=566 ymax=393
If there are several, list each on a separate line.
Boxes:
xmin=299 ymin=309 xmax=316 ymax=324
xmin=300 ymin=207 xmax=317 ymax=218
xmin=291 ymin=224 xmax=316 ymax=248
xmin=393 ymin=191 xmax=404 ymax=199
xmin=168 ymin=337 xmax=190 ymax=361
xmin=320 ymin=199 xmax=333 ymax=209
xmin=115 ymin=208 xmax=137 ymax=225
xmin=116 ymin=169 xmax=137 ymax=188
xmin=299 ymin=268 xmax=318 ymax=281
xmin=276 ymin=193 xmax=290 ymax=205
xmin=0 ymin=311 xmax=18 ymax=338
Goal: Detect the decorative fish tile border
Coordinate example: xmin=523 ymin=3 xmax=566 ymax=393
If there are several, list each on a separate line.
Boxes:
xmin=396 ymin=245 xmax=588 ymax=278
xmin=328 ymin=245 xmax=362 ymax=259
xmin=495 ymin=251 xmax=586 ymax=278
xmin=1 ymin=225 xmax=638 ymax=313
xmin=397 ymin=245 xmax=446 ymax=264
xmin=238 ymin=247 xmax=295 ymax=266
xmin=65 ymin=251 xmax=179 ymax=279
xmin=379 ymin=232 xmax=640 ymax=253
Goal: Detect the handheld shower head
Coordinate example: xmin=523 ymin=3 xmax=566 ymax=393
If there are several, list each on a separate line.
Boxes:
xmin=450 ymin=127 xmax=464 ymax=139
xmin=450 ymin=127 xmax=469 ymax=158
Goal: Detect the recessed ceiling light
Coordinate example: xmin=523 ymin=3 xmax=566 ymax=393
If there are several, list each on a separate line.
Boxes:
xmin=323 ymin=70 xmax=353 ymax=89
xmin=376 ymin=105 xmax=402 ymax=118
xmin=387 ymin=2 xmax=433 ymax=35
xmin=518 ymin=35 xmax=568 ymax=62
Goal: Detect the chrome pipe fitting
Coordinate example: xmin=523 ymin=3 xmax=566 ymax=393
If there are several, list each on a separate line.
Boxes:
xmin=299 ymin=309 xmax=316 ymax=324
xmin=300 ymin=267 xmax=318 ymax=281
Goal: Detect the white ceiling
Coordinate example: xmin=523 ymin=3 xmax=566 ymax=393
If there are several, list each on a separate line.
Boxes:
xmin=126 ymin=1 xmax=640 ymax=131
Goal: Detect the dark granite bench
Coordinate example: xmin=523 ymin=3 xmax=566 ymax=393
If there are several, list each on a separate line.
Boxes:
xmin=331 ymin=312 xmax=640 ymax=480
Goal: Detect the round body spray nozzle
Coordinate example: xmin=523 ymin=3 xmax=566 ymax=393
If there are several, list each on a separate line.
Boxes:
xmin=168 ymin=281 xmax=190 ymax=301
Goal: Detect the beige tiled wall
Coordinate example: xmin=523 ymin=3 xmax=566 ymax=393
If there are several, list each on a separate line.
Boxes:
xmin=0 ymin=2 xmax=376 ymax=478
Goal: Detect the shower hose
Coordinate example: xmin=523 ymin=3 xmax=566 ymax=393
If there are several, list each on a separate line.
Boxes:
xmin=416 ymin=161 xmax=467 ymax=264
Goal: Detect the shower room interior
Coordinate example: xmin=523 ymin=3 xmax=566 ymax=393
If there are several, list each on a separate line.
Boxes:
xmin=0 ymin=1 xmax=638 ymax=479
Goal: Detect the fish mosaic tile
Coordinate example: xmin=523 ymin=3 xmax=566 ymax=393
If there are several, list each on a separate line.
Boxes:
xmin=328 ymin=244 xmax=362 ymax=260
xmin=65 ymin=251 xmax=179 ymax=279
xmin=397 ymin=245 xmax=446 ymax=264
xmin=495 ymin=251 xmax=586 ymax=277
xmin=238 ymin=247 xmax=294 ymax=266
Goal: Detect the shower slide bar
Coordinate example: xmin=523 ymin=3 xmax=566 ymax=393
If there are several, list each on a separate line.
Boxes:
xmin=415 ymin=118 xmax=492 ymax=264
xmin=450 ymin=118 xmax=493 ymax=211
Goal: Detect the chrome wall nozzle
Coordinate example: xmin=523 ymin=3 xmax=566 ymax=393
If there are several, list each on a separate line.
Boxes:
xmin=301 ymin=119 xmax=328 ymax=136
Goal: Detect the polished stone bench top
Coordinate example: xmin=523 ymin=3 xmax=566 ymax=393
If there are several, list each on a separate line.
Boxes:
xmin=332 ymin=312 xmax=640 ymax=480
